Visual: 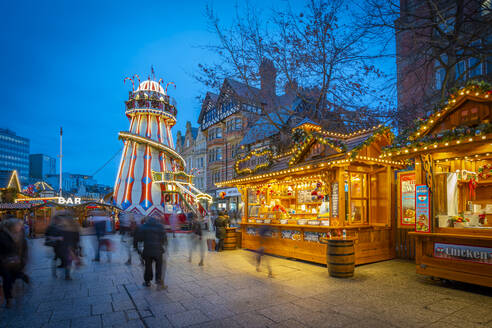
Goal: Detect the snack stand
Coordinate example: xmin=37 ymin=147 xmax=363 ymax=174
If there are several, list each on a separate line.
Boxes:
xmin=382 ymin=83 xmax=492 ymax=287
xmin=217 ymin=122 xmax=404 ymax=265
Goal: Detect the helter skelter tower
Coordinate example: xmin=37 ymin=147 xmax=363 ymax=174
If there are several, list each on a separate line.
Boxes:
xmin=113 ymin=73 xmax=211 ymax=217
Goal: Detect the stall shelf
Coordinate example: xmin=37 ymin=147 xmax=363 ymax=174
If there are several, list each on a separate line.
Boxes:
xmin=384 ymin=82 xmax=492 ymax=287
xmin=218 ymin=121 xmax=403 ymax=266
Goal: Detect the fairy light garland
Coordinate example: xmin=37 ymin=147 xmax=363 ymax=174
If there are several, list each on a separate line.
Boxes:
xmin=217 ymin=155 xmax=404 ymax=187
xmin=235 ymin=149 xmax=273 ymax=175
xmin=289 ymin=129 xmax=345 ymax=166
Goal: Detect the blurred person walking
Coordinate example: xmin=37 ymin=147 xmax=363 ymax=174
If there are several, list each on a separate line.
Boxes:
xmin=119 ymin=211 xmax=135 ymax=265
xmin=188 ymin=212 xmax=204 ymax=266
xmin=0 ymin=218 xmax=29 ymax=308
xmin=214 ymin=210 xmax=229 ymax=252
xmin=169 ymin=211 xmax=178 ymax=238
xmin=133 ymin=216 xmax=168 ymax=289
xmin=90 ymin=211 xmax=109 ymax=262
xmin=59 ymin=212 xmax=81 ymax=280
xmin=256 ymin=225 xmax=273 ymax=278
xmin=45 ymin=214 xmax=65 ymax=277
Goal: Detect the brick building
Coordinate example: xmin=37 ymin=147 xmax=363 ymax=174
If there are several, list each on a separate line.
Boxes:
xmin=175 ymin=121 xmax=207 ymax=192
xmin=396 ymin=0 xmax=492 ymax=131
xmin=198 ymin=59 xmax=301 ymax=211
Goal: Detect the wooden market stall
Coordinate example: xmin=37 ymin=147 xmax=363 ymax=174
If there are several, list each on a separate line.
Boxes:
xmin=382 ymin=83 xmax=492 ymax=287
xmin=217 ymin=121 xmax=404 ymax=265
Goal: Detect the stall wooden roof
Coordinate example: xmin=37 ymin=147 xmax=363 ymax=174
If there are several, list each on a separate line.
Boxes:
xmin=382 ymin=83 xmax=492 ymax=160
xmin=218 ymin=123 xmax=403 ymax=187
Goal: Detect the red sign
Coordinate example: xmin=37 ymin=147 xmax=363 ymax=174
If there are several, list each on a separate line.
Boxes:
xmin=415 ymin=184 xmax=430 ymax=233
xmin=400 ymin=172 xmax=416 ymax=226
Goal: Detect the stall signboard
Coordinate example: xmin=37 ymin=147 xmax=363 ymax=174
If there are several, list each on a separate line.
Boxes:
xmin=434 ymin=243 xmax=492 ymax=265
xmin=400 ymin=172 xmax=416 ymax=227
xmin=216 ymin=188 xmax=240 ymax=198
xmin=415 ymin=185 xmax=430 ymax=233
xmin=331 ymin=182 xmax=339 ymax=218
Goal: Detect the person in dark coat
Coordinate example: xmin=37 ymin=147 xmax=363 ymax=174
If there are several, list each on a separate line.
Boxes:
xmin=0 ymin=218 xmax=29 ymax=308
xmin=214 ymin=210 xmax=229 ymax=252
xmin=59 ymin=214 xmax=81 ymax=280
xmin=133 ymin=216 xmax=168 ymax=288
xmin=90 ymin=211 xmax=108 ymax=262
xmin=188 ymin=212 xmax=204 ymax=266
xmin=45 ymin=214 xmax=65 ymax=276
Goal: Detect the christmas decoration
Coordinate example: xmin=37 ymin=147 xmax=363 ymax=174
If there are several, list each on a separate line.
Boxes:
xmin=389 ymin=81 xmax=492 ymax=150
xmin=235 ymin=148 xmax=273 ymax=175
xmin=114 ymin=73 xmax=211 ymax=216
xmin=349 ymin=126 xmax=392 ymax=159
xmin=478 ymin=164 xmax=492 ymax=180
xmin=290 ymin=129 xmax=345 ymax=165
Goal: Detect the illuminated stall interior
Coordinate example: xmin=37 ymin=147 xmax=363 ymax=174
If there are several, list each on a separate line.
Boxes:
xmin=383 ymin=82 xmax=492 ymax=287
xmin=218 ymin=121 xmax=404 ymax=265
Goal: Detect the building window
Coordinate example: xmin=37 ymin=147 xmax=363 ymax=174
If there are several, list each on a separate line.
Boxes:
xmin=482 ymin=0 xmax=492 ymax=15
xmin=208 ymin=148 xmax=223 ymax=162
xmin=208 ymin=127 xmax=223 ymax=141
xmin=234 ymin=118 xmax=242 ymax=130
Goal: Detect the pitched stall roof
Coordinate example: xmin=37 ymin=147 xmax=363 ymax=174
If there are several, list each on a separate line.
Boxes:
xmin=382 ymin=83 xmax=492 ymax=159
xmin=217 ymin=125 xmax=401 ymax=187
xmin=0 ymin=170 xmax=21 ymax=191
xmin=240 ymin=110 xmax=298 ymax=146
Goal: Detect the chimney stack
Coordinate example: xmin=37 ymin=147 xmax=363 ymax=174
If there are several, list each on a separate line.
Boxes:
xmin=259 ymin=58 xmax=276 ymax=101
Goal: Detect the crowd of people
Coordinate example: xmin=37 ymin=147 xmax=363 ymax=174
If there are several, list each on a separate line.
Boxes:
xmin=0 ymin=207 xmax=245 ymax=308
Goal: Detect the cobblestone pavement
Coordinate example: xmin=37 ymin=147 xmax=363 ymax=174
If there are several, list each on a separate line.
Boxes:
xmin=1 ymin=234 xmax=491 ymax=328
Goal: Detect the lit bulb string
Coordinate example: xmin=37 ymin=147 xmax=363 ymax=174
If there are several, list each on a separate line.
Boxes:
xmin=291 ymin=123 xmax=383 ymax=140
xmin=216 ymin=155 xmax=404 ymax=187
xmin=381 ymin=134 xmax=491 ymax=159
xmin=408 ymin=86 xmax=491 ymax=140
xmin=118 ymin=132 xmax=186 ymax=168
xmin=433 ymin=152 xmax=491 ymax=164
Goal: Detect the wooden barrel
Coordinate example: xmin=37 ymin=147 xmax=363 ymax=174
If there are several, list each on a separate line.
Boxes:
xmin=327 ymin=239 xmax=355 ymax=278
xmin=223 ymin=228 xmax=237 ymax=250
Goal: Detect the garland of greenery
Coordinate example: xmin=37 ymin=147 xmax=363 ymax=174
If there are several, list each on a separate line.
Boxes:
xmin=401 ymin=80 xmax=492 ymax=142
xmin=348 ymin=126 xmax=393 ymax=159
xmin=289 ymin=129 xmax=346 ymax=165
xmin=235 ymin=148 xmax=273 ymax=175
xmin=384 ymin=123 xmax=492 ymax=154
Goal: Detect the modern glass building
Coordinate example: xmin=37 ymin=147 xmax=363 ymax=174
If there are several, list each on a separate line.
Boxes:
xmin=29 ymin=154 xmax=56 ymax=180
xmin=0 ymin=128 xmax=30 ymax=184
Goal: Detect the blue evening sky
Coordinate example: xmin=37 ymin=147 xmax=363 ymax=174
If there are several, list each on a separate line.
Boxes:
xmin=0 ymin=1 xmax=393 ymax=187
xmin=0 ymin=0 xmax=252 ymax=186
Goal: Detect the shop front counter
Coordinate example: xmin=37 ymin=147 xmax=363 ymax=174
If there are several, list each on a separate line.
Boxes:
xmin=240 ymin=222 xmax=392 ymax=265
xmin=409 ymin=230 xmax=492 ymax=287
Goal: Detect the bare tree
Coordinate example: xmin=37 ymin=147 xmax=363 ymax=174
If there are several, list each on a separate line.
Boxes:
xmin=356 ymin=0 xmax=492 ymax=132
xmin=195 ymin=0 xmax=393 ymax=138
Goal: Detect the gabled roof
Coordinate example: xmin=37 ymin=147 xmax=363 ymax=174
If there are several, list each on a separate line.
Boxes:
xmin=240 ymin=111 xmax=292 ymax=146
xmin=0 ymin=170 xmax=21 ymax=191
xmin=224 ymin=78 xmax=262 ymax=102
xmin=293 ymin=117 xmax=320 ymax=129
xmin=198 ymin=92 xmax=219 ymax=125
xmin=34 ymin=181 xmax=54 ymax=191
xmin=191 ymin=127 xmax=198 ymax=139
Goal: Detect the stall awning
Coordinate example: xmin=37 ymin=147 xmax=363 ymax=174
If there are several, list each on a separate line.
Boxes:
xmin=0 ymin=203 xmax=32 ymax=210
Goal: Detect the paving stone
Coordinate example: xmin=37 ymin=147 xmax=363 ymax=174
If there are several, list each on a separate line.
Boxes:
xmin=166 ymin=309 xmax=210 ymax=327
xmin=144 ymin=316 xmax=174 ymax=328
xmin=125 ymin=309 xmax=140 ymax=321
xmin=41 ymin=320 xmax=71 ymax=328
xmin=71 ymin=315 xmax=102 ymax=328
xmin=4 ymin=236 xmax=492 ymax=328
xmin=232 ymin=312 xmax=276 ymax=328
xmin=112 ymin=299 xmax=135 ymax=312
xmin=151 ymin=301 xmax=187 ymax=316
xmin=102 ymin=311 xmax=127 ymax=327
xmin=92 ymin=302 xmax=113 ymax=315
